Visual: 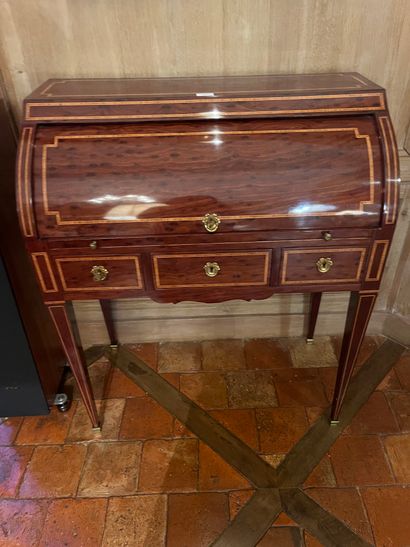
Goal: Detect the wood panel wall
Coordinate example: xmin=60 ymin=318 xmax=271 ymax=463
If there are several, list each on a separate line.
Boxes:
xmin=0 ymin=0 xmax=409 ymax=345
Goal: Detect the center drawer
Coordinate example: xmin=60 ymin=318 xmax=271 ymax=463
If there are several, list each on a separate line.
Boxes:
xmin=152 ymin=251 xmax=271 ymax=289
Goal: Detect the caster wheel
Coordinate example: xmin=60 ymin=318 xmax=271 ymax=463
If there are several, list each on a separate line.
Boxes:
xmin=54 ymin=393 xmax=71 ymax=413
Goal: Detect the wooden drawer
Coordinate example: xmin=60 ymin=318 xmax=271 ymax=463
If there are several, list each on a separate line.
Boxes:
xmin=153 ymin=251 xmax=271 ymax=289
xmin=280 ymin=247 xmax=367 ymax=285
xmin=55 ymin=256 xmax=143 ymax=291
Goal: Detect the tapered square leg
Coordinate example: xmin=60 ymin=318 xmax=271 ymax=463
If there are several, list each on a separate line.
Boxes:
xmin=330 ymin=291 xmax=378 ymax=422
xmin=100 ymin=299 xmax=118 ymax=346
xmin=306 ymin=292 xmax=322 ymax=343
xmin=48 ymin=302 xmax=100 ymax=428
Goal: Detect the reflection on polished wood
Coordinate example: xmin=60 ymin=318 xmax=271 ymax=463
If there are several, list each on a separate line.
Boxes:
xmin=33 ymin=118 xmax=382 ymax=238
xmin=17 ymin=73 xmax=400 ymax=426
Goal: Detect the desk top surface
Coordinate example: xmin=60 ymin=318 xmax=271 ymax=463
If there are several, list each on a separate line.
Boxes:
xmin=28 ymin=72 xmax=381 ymax=102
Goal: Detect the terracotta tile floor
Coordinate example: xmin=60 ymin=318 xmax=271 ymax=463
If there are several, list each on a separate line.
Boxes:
xmin=1 ymin=335 xmax=409 ymax=546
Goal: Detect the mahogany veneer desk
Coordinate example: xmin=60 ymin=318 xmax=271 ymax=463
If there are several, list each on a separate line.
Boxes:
xmin=17 ymin=73 xmax=400 ymax=428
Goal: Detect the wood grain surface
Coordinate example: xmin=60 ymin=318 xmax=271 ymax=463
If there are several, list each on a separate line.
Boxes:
xmin=32 ymin=117 xmax=382 ymax=237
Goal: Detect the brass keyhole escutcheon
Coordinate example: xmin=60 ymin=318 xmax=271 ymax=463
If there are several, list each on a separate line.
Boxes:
xmin=202 ymin=213 xmax=220 ymax=233
xmin=89 ymin=240 xmax=98 ymax=250
xmin=204 ymin=261 xmax=221 ymax=278
xmin=322 ymin=231 xmax=333 ymax=241
xmin=316 ymin=257 xmax=333 ymax=273
xmin=91 ymin=265 xmax=109 ymax=282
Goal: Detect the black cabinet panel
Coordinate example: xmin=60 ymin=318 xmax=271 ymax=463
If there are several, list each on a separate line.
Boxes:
xmin=0 ymin=257 xmax=49 ymax=416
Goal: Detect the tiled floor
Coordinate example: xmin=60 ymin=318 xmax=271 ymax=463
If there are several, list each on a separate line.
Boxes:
xmin=0 ymin=335 xmax=409 ymax=546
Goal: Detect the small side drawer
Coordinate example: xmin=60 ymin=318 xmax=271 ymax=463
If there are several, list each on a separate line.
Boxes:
xmin=280 ymin=247 xmax=367 ymax=285
xmin=55 ymin=256 xmax=143 ymax=291
xmin=153 ymin=251 xmax=271 ymax=289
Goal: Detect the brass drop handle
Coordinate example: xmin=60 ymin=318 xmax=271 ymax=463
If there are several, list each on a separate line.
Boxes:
xmin=202 ymin=213 xmax=220 ymax=233
xmin=204 ymin=261 xmax=221 ymax=278
xmin=322 ymin=231 xmax=333 ymax=241
xmin=316 ymin=257 xmax=333 ymax=273
xmin=91 ymin=265 xmax=109 ymax=282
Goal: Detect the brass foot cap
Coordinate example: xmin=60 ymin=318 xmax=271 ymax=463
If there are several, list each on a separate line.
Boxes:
xmin=306 ymin=338 xmax=314 ymax=344
xmin=330 ymin=420 xmax=339 ymax=426
xmin=109 ymin=344 xmax=119 ymax=349
xmin=92 ymin=426 xmax=102 ymax=432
